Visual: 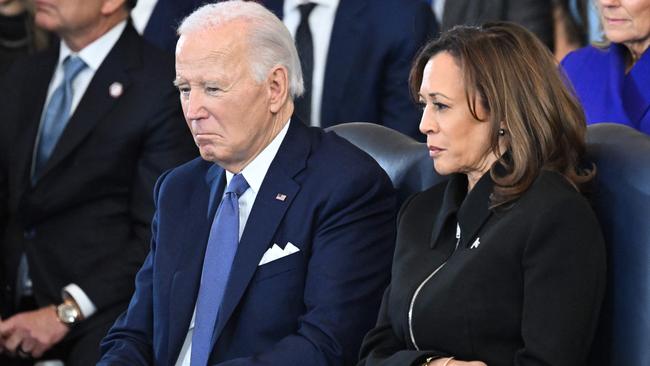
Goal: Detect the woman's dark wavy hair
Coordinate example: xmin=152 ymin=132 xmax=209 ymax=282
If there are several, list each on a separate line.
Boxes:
xmin=409 ymin=22 xmax=595 ymax=208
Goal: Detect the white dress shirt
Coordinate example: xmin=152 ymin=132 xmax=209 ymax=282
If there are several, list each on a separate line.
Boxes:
xmin=174 ymin=120 xmax=291 ymax=366
xmin=283 ymin=0 xmax=339 ymax=127
xmin=130 ymin=0 xmax=158 ymax=34
xmin=432 ymin=0 xmax=446 ymax=25
xmin=31 ymin=20 xmax=128 ymax=319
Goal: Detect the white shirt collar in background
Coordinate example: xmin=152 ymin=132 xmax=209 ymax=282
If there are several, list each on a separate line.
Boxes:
xmin=130 ymin=0 xmax=158 ymax=34
xmin=282 ymin=0 xmax=340 ymax=127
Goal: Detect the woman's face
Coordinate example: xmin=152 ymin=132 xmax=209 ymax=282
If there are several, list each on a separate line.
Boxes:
xmin=599 ymin=0 xmax=650 ymax=55
xmin=418 ymin=52 xmax=498 ymax=189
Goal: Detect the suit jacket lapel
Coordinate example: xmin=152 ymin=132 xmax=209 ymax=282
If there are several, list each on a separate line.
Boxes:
xmin=167 ymin=162 xmax=226 ymax=363
xmin=211 ymin=120 xmax=309 ymax=346
xmin=320 ymin=0 xmax=367 ymax=128
xmin=36 ymin=24 xmax=139 ymax=182
xmin=14 ymin=48 xmax=58 ymax=191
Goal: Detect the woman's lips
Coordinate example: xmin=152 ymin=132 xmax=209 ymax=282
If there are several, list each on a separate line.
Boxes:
xmin=428 ymin=145 xmax=445 ymax=157
xmin=604 ymin=17 xmax=629 ymax=25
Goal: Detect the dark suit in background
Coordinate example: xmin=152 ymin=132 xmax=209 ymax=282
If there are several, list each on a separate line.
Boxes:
xmin=0 ymin=22 xmax=196 ymax=365
xmin=439 ymin=0 xmax=554 ymax=49
xmin=263 ymin=0 xmax=436 ymax=141
xmin=142 ymin=0 xmax=205 ymax=52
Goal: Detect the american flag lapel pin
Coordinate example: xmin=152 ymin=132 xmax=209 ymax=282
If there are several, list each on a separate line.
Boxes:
xmin=275 ymin=193 xmax=287 ymax=202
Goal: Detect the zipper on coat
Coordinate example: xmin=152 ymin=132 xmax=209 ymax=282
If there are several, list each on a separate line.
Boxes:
xmin=408 ymin=222 xmax=461 ymax=350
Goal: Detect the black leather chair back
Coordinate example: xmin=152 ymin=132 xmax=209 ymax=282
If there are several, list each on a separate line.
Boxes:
xmin=327 ymin=122 xmax=445 ymax=206
xmin=586 ymin=123 xmax=650 ymax=366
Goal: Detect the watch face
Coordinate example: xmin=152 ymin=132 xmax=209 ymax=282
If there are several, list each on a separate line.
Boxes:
xmin=57 ymin=303 xmax=79 ymax=324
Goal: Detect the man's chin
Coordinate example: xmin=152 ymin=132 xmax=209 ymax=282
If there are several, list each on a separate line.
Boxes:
xmin=34 ymin=14 xmax=57 ymax=32
xmin=198 ymin=149 xmax=223 ymax=164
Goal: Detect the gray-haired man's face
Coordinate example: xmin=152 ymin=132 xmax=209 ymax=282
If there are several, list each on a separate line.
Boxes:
xmin=174 ymin=22 xmax=280 ymax=174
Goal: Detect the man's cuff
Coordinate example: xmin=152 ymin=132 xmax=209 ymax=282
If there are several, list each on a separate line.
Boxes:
xmin=62 ymin=284 xmax=97 ymax=319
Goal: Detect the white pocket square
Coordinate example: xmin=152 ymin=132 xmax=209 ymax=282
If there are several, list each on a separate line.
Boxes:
xmin=258 ymin=242 xmax=300 ymax=266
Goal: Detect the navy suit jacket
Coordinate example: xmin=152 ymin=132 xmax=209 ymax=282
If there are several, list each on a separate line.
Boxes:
xmin=263 ymin=0 xmax=436 ymax=141
xmin=99 ymin=120 xmax=397 ymax=365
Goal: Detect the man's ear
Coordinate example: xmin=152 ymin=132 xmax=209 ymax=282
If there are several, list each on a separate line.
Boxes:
xmin=267 ymin=65 xmax=290 ymax=114
xmin=101 ymin=0 xmax=127 ymax=16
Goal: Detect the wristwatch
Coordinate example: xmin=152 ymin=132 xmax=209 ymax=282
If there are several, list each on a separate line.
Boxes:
xmin=56 ymin=299 xmax=82 ymax=326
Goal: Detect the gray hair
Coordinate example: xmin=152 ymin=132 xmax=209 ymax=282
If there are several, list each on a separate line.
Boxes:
xmin=177 ymin=0 xmax=304 ymax=98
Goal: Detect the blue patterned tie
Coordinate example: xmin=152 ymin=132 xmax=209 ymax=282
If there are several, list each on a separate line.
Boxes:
xmin=191 ymin=173 xmax=249 ymax=366
xmin=33 ymin=55 xmax=87 ymax=181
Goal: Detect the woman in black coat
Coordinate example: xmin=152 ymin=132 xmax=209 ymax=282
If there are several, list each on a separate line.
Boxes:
xmin=358 ymin=22 xmax=606 ymax=366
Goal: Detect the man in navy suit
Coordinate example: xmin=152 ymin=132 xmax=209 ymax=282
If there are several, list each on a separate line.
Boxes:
xmin=263 ymin=0 xmax=436 ymax=141
xmin=99 ymin=1 xmax=396 ymax=365
xmin=0 ymin=0 xmax=196 ymax=364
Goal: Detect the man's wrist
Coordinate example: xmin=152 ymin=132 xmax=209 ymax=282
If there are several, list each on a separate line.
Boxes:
xmin=56 ymin=297 xmax=84 ymax=326
xmin=62 ymin=284 xmax=97 ymax=318
xmin=64 ymin=297 xmax=84 ymax=319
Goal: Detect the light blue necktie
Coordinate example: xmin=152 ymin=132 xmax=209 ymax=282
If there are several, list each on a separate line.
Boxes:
xmin=191 ymin=173 xmax=249 ymax=366
xmin=33 ymin=55 xmax=87 ymax=181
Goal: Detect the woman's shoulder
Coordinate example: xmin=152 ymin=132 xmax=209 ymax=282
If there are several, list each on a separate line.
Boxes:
xmin=517 ymin=170 xmax=597 ymax=223
xmin=561 ymin=44 xmax=612 ymax=76
xmin=563 ymin=44 xmax=610 ymax=63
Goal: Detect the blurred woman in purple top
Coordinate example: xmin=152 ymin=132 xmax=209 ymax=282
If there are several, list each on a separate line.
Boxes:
xmin=561 ymin=0 xmax=650 ymax=134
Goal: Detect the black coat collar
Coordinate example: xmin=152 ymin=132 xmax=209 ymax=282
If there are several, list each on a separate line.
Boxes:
xmin=429 ymin=172 xmax=494 ymax=249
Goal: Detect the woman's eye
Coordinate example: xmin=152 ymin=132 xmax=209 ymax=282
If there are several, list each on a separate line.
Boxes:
xmin=417 ymin=101 xmax=426 ymax=111
xmin=433 ymin=102 xmax=449 ymax=111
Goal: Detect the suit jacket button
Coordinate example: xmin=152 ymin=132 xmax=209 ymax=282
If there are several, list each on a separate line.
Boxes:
xmin=23 ymin=228 xmax=36 ymax=240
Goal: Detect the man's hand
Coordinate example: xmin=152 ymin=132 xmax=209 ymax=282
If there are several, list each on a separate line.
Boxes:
xmin=0 ymin=306 xmax=69 ymax=358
